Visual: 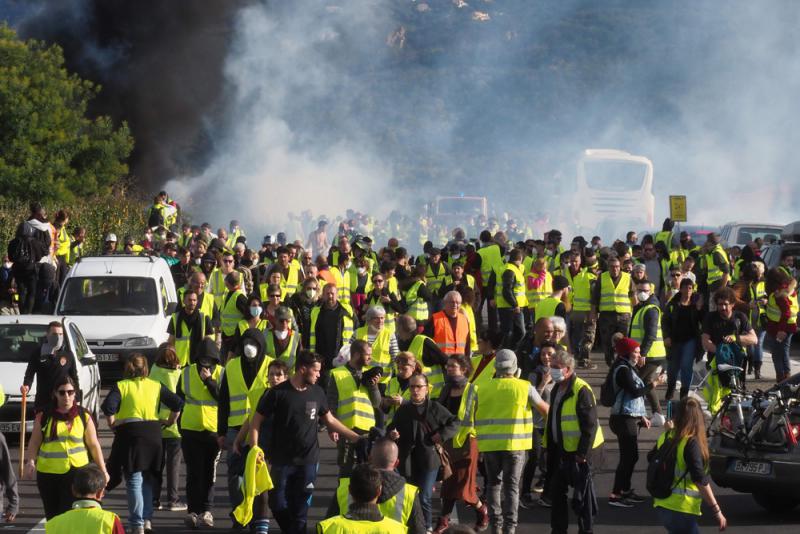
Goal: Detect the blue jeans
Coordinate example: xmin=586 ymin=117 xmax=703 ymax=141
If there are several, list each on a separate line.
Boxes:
xmin=748 ymin=329 xmax=766 ymax=366
xmin=126 ymin=471 xmax=154 ymax=529
xmin=658 ymin=506 xmax=699 ymax=534
xmin=667 ymin=338 xmax=696 ymax=398
xmin=268 ymin=463 xmax=318 ymax=534
xmin=498 ymin=308 xmax=526 ymax=348
xmin=767 ymin=332 xmax=794 ymax=378
xmin=410 ymin=468 xmax=439 ymax=530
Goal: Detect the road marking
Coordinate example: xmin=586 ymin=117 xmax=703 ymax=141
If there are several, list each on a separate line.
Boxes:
xmin=25 ymin=519 xmax=45 ymax=533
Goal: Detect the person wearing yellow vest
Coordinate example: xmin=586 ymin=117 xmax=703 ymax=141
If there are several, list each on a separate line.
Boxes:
xmin=220 ymin=271 xmax=249 ymax=359
xmin=469 ymin=330 xmax=503 ymax=390
xmin=473 ymin=349 xmax=548 ymax=534
xmin=45 ymin=464 xmax=125 ymax=534
xmin=523 ymin=257 xmax=552 ymax=328
xmin=167 ymin=289 xmax=214 ymax=367
xmin=396 ymin=314 xmax=449 ymax=398
xmin=318 ymin=463 xmax=406 ymax=534
xmin=266 ymin=306 xmax=301 ymax=370
xmin=208 ymin=251 xmax=236 ymax=309
xmin=102 ymin=354 xmax=182 ymax=533
xmin=545 ymin=350 xmax=604 ymax=534
xmin=741 ymin=262 xmax=767 ymax=379
xmin=380 ymin=352 xmax=419 ymax=425
xmin=654 ymin=218 xmax=678 ymax=254
xmin=563 ymin=251 xmax=599 ymax=369
xmin=273 ymin=246 xmax=302 ymax=298
xmin=494 ymin=249 xmax=528 ymax=348
xmin=764 ymin=272 xmax=799 ymax=382
xmin=591 ymin=256 xmax=634 ymax=366
xmin=327 ymin=438 xmax=426 ymax=534
xmin=424 ymin=248 xmax=450 ymax=300
xmin=455 ymin=284 xmax=479 ymax=353
xmin=183 ymin=272 xmax=219 ymax=328
xmin=310 ymin=283 xmax=357 ymax=389
xmin=404 ymin=264 xmax=433 ymax=324
xmin=629 ymin=278 xmax=668 ymax=426
xmin=363 ymin=271 xmax=403 ymax=335
xmin=702 ymin=233 xmax=730 ymax=310
xmin=439 ymin=260 xmax=475 ymax=297
xmin=177 ymin=339 xmax=223 ymax=528
xmin=24 ymin=376 xmax=107 ymax=520
xmin=217 ymin=328 xmax=273 ymax=528
xmin=148 ymin=345 xmax=187 ymax=512
xmin=653 ymin=397 xmax=727 ymax=533
xmin=52 ymin=209 xmax=71 ymax=285
xmin=432 ymin=354 xmax=490 ymax=534
xmin=476 ymin=231 xmax=504 ymax=334
xmin=329 ymin=340 xmax=382 ymax=475
xmin=354 ymin=306 xmax=399 ymax=383
xmin=536 ymin=274 xmax=571 ymax=324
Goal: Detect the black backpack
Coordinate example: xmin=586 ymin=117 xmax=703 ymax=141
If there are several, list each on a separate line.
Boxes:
xmin=8 ymin=222 xmax=38 ymax=265
xmin=599 ymin=362 xmax=622 ymax=407
xmin=646 ymin=434 xmax=687 ymax=499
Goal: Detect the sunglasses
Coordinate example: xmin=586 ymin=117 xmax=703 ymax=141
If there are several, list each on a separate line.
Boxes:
xmin=671 ymin=273 xmax=681 ymax=277
xmin=57 ymin=389 xmax=76 ymax=397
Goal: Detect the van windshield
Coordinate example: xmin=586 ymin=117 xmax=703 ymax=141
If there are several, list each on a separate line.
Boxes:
xmin=58 ymin=277 xmax=159 ymax=315
xmin=583 ymin=160 xmax=647 ymax=191
xmin=0 ymin=324 xmax=48 ymax=362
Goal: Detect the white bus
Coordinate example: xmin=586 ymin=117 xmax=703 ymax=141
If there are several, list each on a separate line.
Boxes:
xmin=573 ymin=149 xmax=654 ymax=237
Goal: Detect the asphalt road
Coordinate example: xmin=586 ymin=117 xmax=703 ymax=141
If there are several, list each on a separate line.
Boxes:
xmin=4 ymin=351 xmax=800 ymax=533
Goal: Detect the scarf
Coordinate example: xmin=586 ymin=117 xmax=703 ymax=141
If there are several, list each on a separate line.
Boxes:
xmin=445 ymin=375 xmax=468 ymax=388
xmin=47 ymin=405 xmax=81 ymax=441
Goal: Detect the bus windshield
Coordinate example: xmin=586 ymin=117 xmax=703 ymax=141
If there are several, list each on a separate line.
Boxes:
xmin=583 ymin=160 xmax=647 ymax=192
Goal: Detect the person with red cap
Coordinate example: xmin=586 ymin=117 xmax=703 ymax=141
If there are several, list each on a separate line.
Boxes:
xmin=607 ymin=334 xmax=657 ymax=508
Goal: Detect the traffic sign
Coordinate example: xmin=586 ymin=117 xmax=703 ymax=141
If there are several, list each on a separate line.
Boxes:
xmin=669 ymin=195 xmax=687 ymax=222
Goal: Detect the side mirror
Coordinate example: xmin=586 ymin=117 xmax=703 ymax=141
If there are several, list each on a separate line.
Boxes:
xmin=80 ymin=355 xmax=96 ymax=365
xmin=166 ymin=301 xmax=178 ymax=315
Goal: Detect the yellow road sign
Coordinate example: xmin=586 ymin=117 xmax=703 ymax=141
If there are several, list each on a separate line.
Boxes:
xmin=669 ymin=195 xmax=687 ymax=222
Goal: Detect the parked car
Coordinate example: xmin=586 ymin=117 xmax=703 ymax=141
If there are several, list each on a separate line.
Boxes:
xmin=0 ymin=315 xmax=101 ymax=437
xmin=720 ymin=222 xmax=783 ymax=249
xmin=55 ymin=255 xmax=179 ymax=380
xmin=761 ymin=242 xmax=800 ymax=271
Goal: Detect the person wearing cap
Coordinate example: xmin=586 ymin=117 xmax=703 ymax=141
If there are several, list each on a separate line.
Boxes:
xmin=265 ymin=305 xmax=301 ymax=369
xmin=473 ymin=349 xmax=548 ymax=534
xmin=545 ymin=349 xmax=604 ymax=534
xmin=102 ymin=233 xmax=118 ymax=256
xmin=607 ymin=335 xmax=656 ymax=508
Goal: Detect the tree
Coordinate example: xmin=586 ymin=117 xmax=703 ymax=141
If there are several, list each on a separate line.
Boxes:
xmin=0 ymin=25 xmax=133 ymax=203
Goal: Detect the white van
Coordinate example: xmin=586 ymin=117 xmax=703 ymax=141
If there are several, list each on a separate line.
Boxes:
xmin=55 ymin=255 xmax=179 ymax=380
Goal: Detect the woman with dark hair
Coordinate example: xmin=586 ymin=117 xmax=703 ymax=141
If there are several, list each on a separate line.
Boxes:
xmin=663 ymin=278 xmax=704 ymax=399
xmin=23 ymin=376 xmax=106 ymax=519
xmin=237 ymin=294 xmax=269 ymax=336
xmin=433 ymin=354 xmax=489 ymax=533
xmin=382 ymin=351 xmax=422 ymax=424
xmin=102 ymin=353 xmax=183 ymax=533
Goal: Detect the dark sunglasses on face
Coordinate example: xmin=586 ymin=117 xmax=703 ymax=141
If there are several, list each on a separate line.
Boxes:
xmin=57 ymin=389 xmax=76 ymax=397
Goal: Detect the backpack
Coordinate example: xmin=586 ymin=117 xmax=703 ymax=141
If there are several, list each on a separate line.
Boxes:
xmin=599 ymin=362 xmax=622 ymax=407
xmin=8 ymin=222 xmax=38 ymax=265
xmin=646 ymin=434 xmax=687 ymax=499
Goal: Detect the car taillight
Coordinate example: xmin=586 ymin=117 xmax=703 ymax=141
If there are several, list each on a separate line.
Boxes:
xmin=785 ymin=421 xmax=800 ymax=445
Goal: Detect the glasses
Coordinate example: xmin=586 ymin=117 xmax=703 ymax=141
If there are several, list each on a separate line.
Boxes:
xmin=374 ymin=279 xmax=384 ymax=283
xmin=57 ymin=389 xmax=76 ymax=397
xmin=222 ymin=259 xmax=234 ymax=264
xmin=278 ymin=318 xmax=290 ymax=323
xmin=269 ymin=294 xmax=281 ymax=299
xmin=671 ymin=273 xmax=681 ymax=277
xmin=408 ymin=384 xmax=427 ymax=390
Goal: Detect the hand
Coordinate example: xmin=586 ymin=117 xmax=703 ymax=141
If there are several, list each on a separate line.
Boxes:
xmin=199 ymin=367 xmax=212 ymax=380
xmin=513 ymin=306 xmax=520 ymax=314
xmin=664 ymin=337 xmax=672 ymax=349
xmin=716 ymin=509 xmax=727 ymax=531
xmin=19 ymin=385 xmax=29 ymax=395
xmin=328 ymin=431 xmax=339 ymax=443
xmin=102 ymin=470 xmax=110 ymax=485
xmin=388 ymin=429 xmax=400 ymax=440
xmin=777 ymin=331 xmax=788 ymax=343
xmin=217 ymin=435 xmax=227 ymax=451
xmin=638 ymin=356 xmax=646 ymax=368
xmin=380 ymin=295 xmax=391 ymax=303
xmin=232 ymin=439 xmax=242 ymax=456
xmin=368 ymin=375 xmax=380 ymax=387
xmin=640 ymin=417 xmax=652 ymax=429
xmin=488 ymin=300 xmax=496 ymax=308
xmin=575 ymin=454 xmax=587 ymax=464
xmin=389 ymin=394 xmax=403 ymax=406
xmin=722 ymin=335 xmax=735 ymax=344
xmin=23 ymin=461 xmax=35 ymax=480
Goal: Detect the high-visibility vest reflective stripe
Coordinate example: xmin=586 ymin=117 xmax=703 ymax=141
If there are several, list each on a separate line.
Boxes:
xmin=461 ymin=303 xmax=478 ymax=352
xmin=425 ymin=263 xmax=448 ymax=293
xmin=705 ymin=244 xmax=729 ymax=286
xmin=599 ymin=272 xmax=632 ymax=313
xmin=630 ymin=304 xmax=667 ymax=358
xmin=330 ymin=267 xmax=352 ymax=300
xmin=443 ymin=273 xmax=476 ymax=290
xmin=452 ymin=382 xmax=477 ymax=448
xmin=115 ymin=377 xmax=161 ymax=425
xmin=37 ymin=414 xmax=89 ymax=474
xmin=536 ymin=296 xmax=561 ymax=321
xmin=209 ymin=269 xmax=227 ymax=309
xmin=56 ymin=226 xmax=70 ymax=257
xmin=331 ymin=366 xmax=376 ymax=431
xmin=766 ymin=293 xmax=799 ymax=325
xmin=317 ymin=514 xmax=406 ymax=534
xmin=45 ymin=505 xmax=117 ymax=534
xmin=225 ymin=356 xmax=272 ymax=427
xmin=355 ymin=326 xmax=393 ymax=382
xmin=563 ymin=268 xmax=594 ymax=311
xmin=496 ymin=263 xmax=528 ymax=309
xmin=171 ymin=312 xmax=207 ymax=367
xmin=404 ymin=281 xmax=429 ymax=322
xmin=477 ymin=244 xmax=503 ymax=288
xmin=749 ymin=282 xmax=766 ymax=327
xmin=150 ymin=365 xmax=182 ymax=438
xmin=431 ymin=310 xmax=470 ymax=354
xmin=279 ymin=262 xmax=302 ymax=297
xmin=551 ymin=376 xmax=604 ymax=452
xmin=265 ymin=330 xmax=300 ymax=370
xmin=180 ymin=365 xmax=222 ymax=432
xmin=384 ymin=378 xmax=411 ymax=424
xmin=238 ymin=318 xmax=270 ymax=336
xmin=475 ymin=377 xmax=533 ymax=452
xmin=524 ymin=271 xmax=552 ymax=310
xmin=66 ymin=239 xmax=83 ymax=265
xmin=469 ymin=354 xmax=496 ymax=390
xmin=653 ymin=433 xmax=702 ymax=516
xmin=335 ymin=478 xmax=418 ymax=524
xmin=408 ymin=332 xmax=445 ymax=398
xmin=221 ymin=289 xmax=246 ymax=336
xmin=309 ymin=306 xmax=354 ymax=352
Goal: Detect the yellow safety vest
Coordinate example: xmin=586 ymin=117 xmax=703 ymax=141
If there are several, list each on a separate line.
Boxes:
xmin=749 ymin=281 xmax=766 ymax=328
xmin=461 ymin=303 xmax=478 ymax=352
xmin=149 ymin=365 xmax=182 ymax=438
xmin=525 ymin=271 xmax=552 ymax=311
xmin=425 ymin=263 xmax=448 ymax=294
xmin=496 ymin=263 xmax=528 ymax=309
xmin=653 ymin=433 xmax=702 ymax=516
xmin=37 ymin=412 xmax=89 ymax=474
xmin=279 ymin=262 xmax=302 ymax=297
xmin=474 ymin=377 xmax=533 ymax=452
xmin=766 ymin=293 xmax=799 ymax=325
xmin=469 ymin=354 xmax=496 ymax=391
xmin=238 ymin=318 xmax=270 ymax=337
xmin=221 ymin=289 xmax=246 ymax=336
xmin=630 ymin=304 xmax=667 ymax=358
xmin=171 ymin=312 xmax=207 ymax=367
xmin=355 ymin=326 xmax=393 ymax=383
xmin=366 ymin=295 xmax=397 ymax=334
xmin=452 ymin=382 xmax=477 ymax=448
xmin=317 ymin=514 xmax=406 ymax=534
xmin=208 ymin=269 xmax=228 ymax=309
xmin=703 ymin=356 xmax=730 ymax=414
xmin=225 ymin=356 xmax=272 ymax=427
xmin=331 ymin=366 xmax=376 ymax=431
xmin=705 ymin=244 xmax=729 ymax=286
xmin=536 ymin=296 xmax=562 ymax=321
xmin=180 ymin=364 xmax=222 ymax=432
xmin=336 ymin=478 xmax=418 ymax=525
xmin=404 ymin=280 xmax=429 ymax=322
xmin=55 ymin=226 xmax=70 ymax=257
xmin=265 ymin=330 xmax=300 ymax=370
xmin=45 ymin=502 xmax=117 ymax=534
xmin=548 ymin=376 xmax=604 ymax=452
xmin=565 ymin=268 xmax=595 ymax=312
xmin=655 ymin=230 xmax=674 ymax=253
xmin=330 ymin=266 xmax=352 ymax=301
xmin=309 ymin=305 xmax=354 ymax=353
xmin=598 ymin=271 xmax=632 ymax=313
xmin=178 ymin=288 xmax=216 ymax=321
xmin=115 ymin=377 xmax=161 ymax=425
xmin=408 ymin=334 xmax=444 ymax=399
xmin=384 ymin=377 xmax=411 ymax=424
xmin=477 ymin=243 xmax=503 ymax=288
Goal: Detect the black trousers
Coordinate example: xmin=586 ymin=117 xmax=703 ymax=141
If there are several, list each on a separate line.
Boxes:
xmin=155 ymin=437 xmax=182 ymax=505
xmin=37 ymin=469 xmax=76 ymax=519
xmin=521 ymin=427 xmax=545 ymax=494
xmin=181 ymin=430 xmax=220 ymax=514
xmin=549 ymin=447 xmax=596 ymax=534
xmin=609 ymin=415 xmax=640 ymax=494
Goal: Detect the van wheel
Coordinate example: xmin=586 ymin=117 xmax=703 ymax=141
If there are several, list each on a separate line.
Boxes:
xmin=752 ymin=492 xmax=799 ymax=513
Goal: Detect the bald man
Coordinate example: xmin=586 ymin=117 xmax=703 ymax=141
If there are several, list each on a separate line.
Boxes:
xmin=326 ymin=439 xmax=426 ymax=534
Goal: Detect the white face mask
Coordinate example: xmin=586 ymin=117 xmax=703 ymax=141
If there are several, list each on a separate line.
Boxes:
xmin=550 ymin=367 xmax=565 ymax=383
xmin=274 ymin=329 xmax=289 ymax=340
xmin=451 ymin=253 xmax=461 ymax=260
xmin=3 ymin=262 xmax=12 ymax=269
xmin=243 ymin=343 xmax=258 ymax=360
xmin=637 ymin=291 xmax=650 ymax=302
xmin=358 ymin=267 xmax=367 ymax=275
xmin=306 ymin=289 xmax=317 ymax=299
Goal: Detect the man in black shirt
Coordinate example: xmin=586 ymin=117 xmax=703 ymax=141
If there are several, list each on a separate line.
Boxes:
xmin=167 ymin=289 xmax=214 ymax=366
xmin=249 ymin=350 xmax=363 ymax=534
xmin=21 ymin=321 xmax=79 ymax=411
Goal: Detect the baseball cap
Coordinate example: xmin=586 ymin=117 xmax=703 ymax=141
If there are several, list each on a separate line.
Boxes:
xmin=104 ymin=233 xmax=117 ymax=243
xmin=494 ymin=349 xmax=518 ymax=375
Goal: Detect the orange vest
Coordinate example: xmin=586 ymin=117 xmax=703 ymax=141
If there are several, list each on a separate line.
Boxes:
xmin=432 ymin=310 xmax=470 ymax=354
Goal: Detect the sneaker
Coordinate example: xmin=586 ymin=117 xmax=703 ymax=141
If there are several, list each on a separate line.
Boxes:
xmin=519 ymin=492 xmax=536 ymax=509
xmin=622 ymin=489 xmax=646 ymax=503
xmin=608 ymin=495 xmax=635 ymax=508
xmin=537 ymin=496 xmax=552 ymax=508
xmin=198 ymin=511 xmax=214 ymax=528
xmin=153 ymin=501 xmax=162 ymax=511
xmin=533 ymin=479 xmax=545 ymax=493
xmin=184 ymin=513 xmax=198 ymax=529
xmin=580 ymin=360 xmax=598 ymax=370
xmin=651 ymin=412 xmax=666 ymax=427
xmin=167 ymin=501 xmax=188 ymax=512
xmin=144 ymin=519 xmax=153 ymax=534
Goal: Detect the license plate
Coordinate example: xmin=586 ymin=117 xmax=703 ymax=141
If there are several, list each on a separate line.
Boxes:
xmin=731 ymin=460 xmax=772 ymax=475
xmin=95 ymin=353 xmax=119 ymax=362
xmin=0 ymin=423 xmax=20 ymax=432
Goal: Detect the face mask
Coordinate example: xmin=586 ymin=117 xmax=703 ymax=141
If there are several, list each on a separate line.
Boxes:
xmin=3 ymin=262 xmax=11 ymax=269
xmin=343 ymin=262 xmax=351 ymax=270
xmin=194 ymin=258 xmax=201 ymax=265
xmin=274 ymin=329 xmax=289 ymax=340
xmin=451 ymin=253 xmax=461 ymax=260
xmin=249 ymin=305 xmax=263 ymax=318
xmin=550 ymin=367 xmax=565 ymax=383
xmin=637 ymin=291 xmax=650 ymax=302
xmin=243 ymin=343 xmax=258 ymax=360
xmin=306 ymin=289 xmax=317 ymax=299
xmin=358 ymin=267 xmax=367 ymax=275
xmin=47 ymin=333 xmax=64 ymax=351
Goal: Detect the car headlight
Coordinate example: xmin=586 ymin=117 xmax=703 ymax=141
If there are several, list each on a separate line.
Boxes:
xmin=124 ymin=336 xmax=155 ymax=348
